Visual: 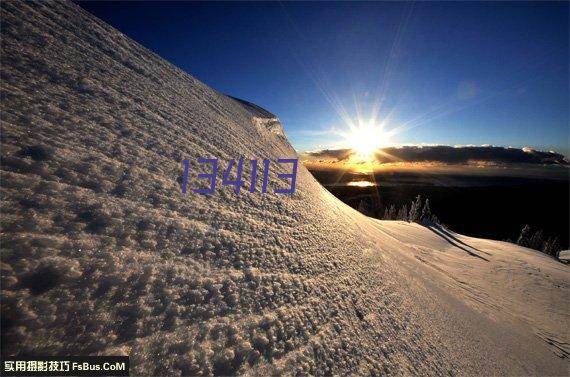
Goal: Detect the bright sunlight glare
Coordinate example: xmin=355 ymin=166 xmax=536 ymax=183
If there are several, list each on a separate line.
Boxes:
xmin=340 ymin=118 xmax=392 ymax=162
xmin=347 ymin=180 xmax=376 ymax=187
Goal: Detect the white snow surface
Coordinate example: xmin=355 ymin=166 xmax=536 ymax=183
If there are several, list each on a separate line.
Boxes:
xmin=1 ymin=1 xmax=568 ymax=376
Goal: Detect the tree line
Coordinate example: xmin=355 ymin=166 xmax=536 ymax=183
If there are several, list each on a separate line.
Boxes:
xmin=358 ymin=195 xmax=440 ymax=224
xmin=358 ymin=195 xmax=564 ymax=258
xmin=515 ymin=224 xmax=561 ymax=257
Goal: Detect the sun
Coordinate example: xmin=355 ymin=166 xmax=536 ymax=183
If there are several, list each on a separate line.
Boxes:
xmin=341 ymin=118 xmax=391 ymax=162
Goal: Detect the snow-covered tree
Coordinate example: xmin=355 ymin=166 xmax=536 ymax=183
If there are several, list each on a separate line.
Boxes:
xmin=357 ymin=200 xmax=369 ymax=216
xmin=517 ymin=225 xmax=562 ymax=256
xmin=397 ymin=204 xmax=408 ymax=221
xmin=529 ymin=230 xmax=544 ymax=251
xmin=542 ymin=236 xmax=560 ymax=256
xmin=421 ymin=199 xmax=431 ymax=220
xmin=408 ymin=195 xmax=422 ymax=222
xmin=430 ymin=214 xmax=440 ymax=225
xmin=517 ymin=224 xmax=532 ymax=247
xmin=408 ymin=200 xmax=416 ymax=222
xmin=384 ymin=204 xmax=396 ymax=220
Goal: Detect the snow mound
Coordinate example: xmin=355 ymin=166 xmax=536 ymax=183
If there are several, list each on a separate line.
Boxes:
xmin=1 ymin=1 xmax=568 ymax=375
xmin=558 ymin=250 xmax=570 ymax=263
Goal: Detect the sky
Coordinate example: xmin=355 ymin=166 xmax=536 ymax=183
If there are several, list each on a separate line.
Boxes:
xmin=79 ymin=1 xmax=569 ymax=156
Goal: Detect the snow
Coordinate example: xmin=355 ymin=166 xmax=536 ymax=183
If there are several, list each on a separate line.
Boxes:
xmin=1 ymin=1 xmax=568 ymax=375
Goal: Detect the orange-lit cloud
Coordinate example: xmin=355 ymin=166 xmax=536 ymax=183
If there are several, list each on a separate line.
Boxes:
xmin=301 ymin=145 xmax=568 ymax=170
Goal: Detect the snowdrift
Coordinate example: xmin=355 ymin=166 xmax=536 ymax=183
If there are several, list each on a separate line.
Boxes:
xmin=1 ymin=1 xmax=568 ymax=375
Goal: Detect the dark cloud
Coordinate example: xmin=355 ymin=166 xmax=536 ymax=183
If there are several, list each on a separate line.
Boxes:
xmin=377 ymin=146 xmax=568 ymax=165
xmin=305 ymin=148 xmax=353 ymax=161
xmin=303 ymin=145 xmax=569 ymax=165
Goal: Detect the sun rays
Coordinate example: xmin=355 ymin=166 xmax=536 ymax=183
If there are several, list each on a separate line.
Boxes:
xmin=339 ymin=118 xmax=392 ymax=163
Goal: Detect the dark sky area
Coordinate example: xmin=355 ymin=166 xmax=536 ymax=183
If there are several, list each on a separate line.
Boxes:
xmin=79 ymin=1 xmax=569 ymax=155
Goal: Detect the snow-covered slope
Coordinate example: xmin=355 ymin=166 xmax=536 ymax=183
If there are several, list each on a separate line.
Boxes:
xmin=1 ymin=1 xmax=568 ymax=375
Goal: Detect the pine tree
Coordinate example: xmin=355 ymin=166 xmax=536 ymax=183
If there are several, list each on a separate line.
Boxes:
xmin=398 ymin=204 xmax=408 ymax=221
xmin=542 ymin=236 xmax=560 ymax=256
xmin=517 ymin=224 xmax=532 ymax=247
xmin=430 ymin=214 xmax=439 ymax=225
xmin=407 ymin=202 xmax=414 ymax=222
xmin=542 ymin=237 xmax=551 ymax=255
xmin=385 ymin=204 xmax=396 ymax=220
xmin=529 ymin=230 xmax=544 ymax=250
xmin=408 ymin=195 xmax=422 ymax=222
xmin=357 ymin=200 xmax=368 ymax=215
xmin=407 ymin=199 xmax=414 ymax=222
xmin=421 ymin=198 xmax=431 ymax=221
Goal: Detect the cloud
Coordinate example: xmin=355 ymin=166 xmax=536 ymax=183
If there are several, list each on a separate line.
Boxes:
xmin=377 ymin=145 xmax=569 ymax=165
xmin=302 ymin=145 xmax=569 ymax=166
xmin=304 ymin=148 xmax=353 ymax=162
